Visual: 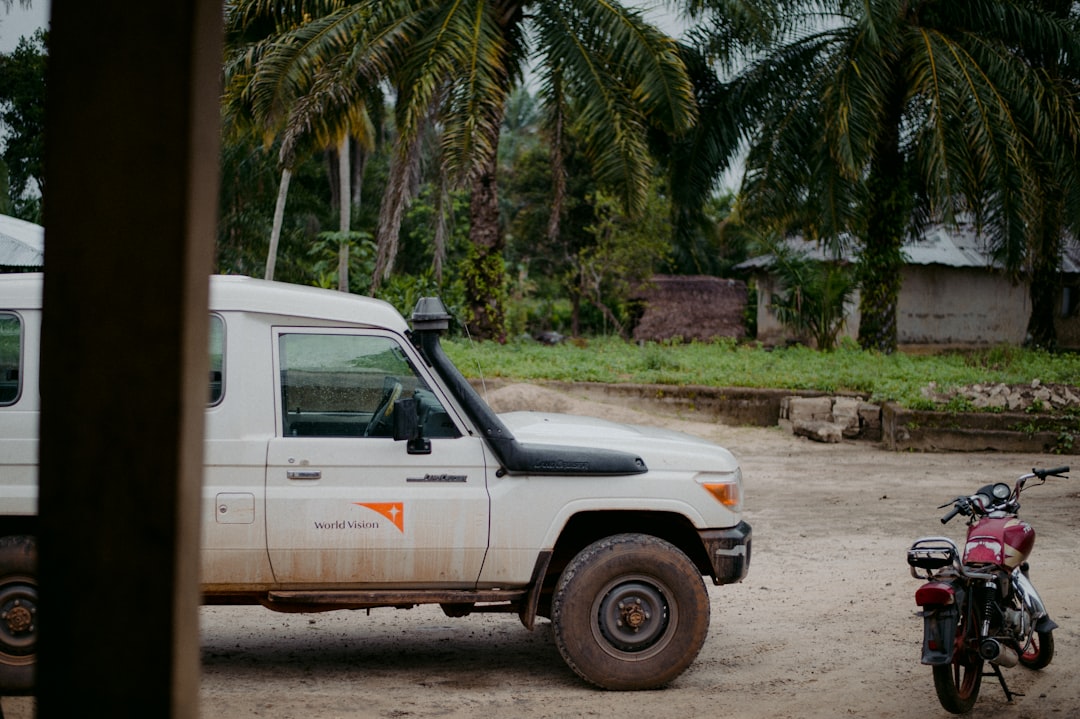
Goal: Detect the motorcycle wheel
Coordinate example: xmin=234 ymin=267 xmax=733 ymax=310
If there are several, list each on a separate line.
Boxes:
xmin=932 ymin=606 xmax=982 ymax=714
xmin=1019 ymin=630 xmax=1054 ymax=670
xmin=933 ymin=659 xmax=983 ymax=714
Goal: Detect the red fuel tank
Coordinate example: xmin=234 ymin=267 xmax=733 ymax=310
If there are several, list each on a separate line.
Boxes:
xmin=964 ymin=517 xmax=1035 ymax=568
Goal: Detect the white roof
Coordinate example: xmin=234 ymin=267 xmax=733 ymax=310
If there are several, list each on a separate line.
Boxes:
xmin=0 ymin=272 xmax=412 ymax=332
xmin=0 ymin=214 xmax=44 ymax=268
xmin=207 ymin=275 xmax=408 ymax=331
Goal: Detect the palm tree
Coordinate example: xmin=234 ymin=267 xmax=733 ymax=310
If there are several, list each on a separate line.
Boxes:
xmin=693 ymin=0 xmax=1080 ymax=352
xmin=1016 ymin=0 xmax=1080 ymax=349
xmin=224 ymin=1 xmax=697 ymax=339
xmin=222 ymin=1 xmax=387 ymax=288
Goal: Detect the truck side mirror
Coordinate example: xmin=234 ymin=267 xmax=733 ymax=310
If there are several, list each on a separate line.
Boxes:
xmin=393 ymin=397 xmax=431 ymax=454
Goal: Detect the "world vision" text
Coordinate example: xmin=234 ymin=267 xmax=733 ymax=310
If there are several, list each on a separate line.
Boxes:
xmin=313 ymin=520 xmax=380 ymax=529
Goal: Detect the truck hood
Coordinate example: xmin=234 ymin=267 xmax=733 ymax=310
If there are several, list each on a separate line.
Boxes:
xmin=497 ymin=410 xmax=740 ymax=474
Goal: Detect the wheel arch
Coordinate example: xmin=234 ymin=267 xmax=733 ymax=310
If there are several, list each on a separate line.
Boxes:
xmin=531 ymin=510 xmax=711 ymax=622
xmin=0 ymin=517 xmax=37 ymax=540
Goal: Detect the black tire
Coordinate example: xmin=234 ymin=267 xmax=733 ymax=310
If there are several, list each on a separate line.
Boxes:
xmin=1019 ymin=629 xmax=1054 ymax=670
xmin=550 ymin=533 xmax=709 ymax=690
xmin=0 ymin=535 xmax=36 ymax=694
xmin=932 ymin=605 xmax=982 ymax=714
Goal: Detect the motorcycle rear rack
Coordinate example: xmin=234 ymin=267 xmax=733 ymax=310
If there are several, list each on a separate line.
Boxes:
xmin=907 ymin=537 xmax=961 ymax=579
xmin=907 ymin=537 xmax=997 ymax=581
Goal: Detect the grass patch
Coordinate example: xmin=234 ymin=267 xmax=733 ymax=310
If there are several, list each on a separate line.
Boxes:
xmin=443 ymin=337 xmax=1080 ymax=410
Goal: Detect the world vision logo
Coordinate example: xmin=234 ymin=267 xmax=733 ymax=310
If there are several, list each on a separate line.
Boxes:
xmin=354 ymin=502 xmax=404 ymax=533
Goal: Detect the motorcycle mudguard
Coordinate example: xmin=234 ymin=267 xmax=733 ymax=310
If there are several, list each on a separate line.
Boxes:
xmin=1013 ymin=566 xmax=1059 ymax=633
xmin=1036 ymin=615 xmax=1059 ymax=633
xmin=920 ymin=603 xmax=960 ymax=665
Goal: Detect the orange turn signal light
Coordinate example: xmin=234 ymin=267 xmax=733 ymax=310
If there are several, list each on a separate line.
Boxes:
xmin=700 ymin=482 xmax=741 ymax=510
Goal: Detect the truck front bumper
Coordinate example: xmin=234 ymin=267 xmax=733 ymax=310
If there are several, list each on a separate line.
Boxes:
xmin=700 ymin=521 xmax=751 ymax=585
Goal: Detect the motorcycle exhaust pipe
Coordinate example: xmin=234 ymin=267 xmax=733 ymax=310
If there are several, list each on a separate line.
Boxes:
xmin=979 ymin=638 xmax=1019 ymax=668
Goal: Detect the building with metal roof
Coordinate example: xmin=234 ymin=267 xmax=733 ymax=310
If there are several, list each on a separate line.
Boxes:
xmin=736 ymin=224 xmax=1080 ymax=349
xmin=0 ymin=214 xmax=44 ymax=272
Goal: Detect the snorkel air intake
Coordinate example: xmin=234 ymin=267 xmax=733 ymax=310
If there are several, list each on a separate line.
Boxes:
xmin=409 ymin=297 xmax=647 ymax=476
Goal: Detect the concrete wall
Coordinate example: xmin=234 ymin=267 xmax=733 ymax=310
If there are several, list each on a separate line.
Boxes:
xmin=1056 ymin=283 xmax=1080 ymax=349
xmin=752 ymin=264 xmax=1031 ymax=347
xmin=897 ymin=265 xmax=1029 ymax=344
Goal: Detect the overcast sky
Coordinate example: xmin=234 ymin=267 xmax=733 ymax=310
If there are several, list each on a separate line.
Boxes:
xmin=0 ymin=0 xmax=49 ymax=53
xmin=0 ymin=2 xmax=684 ymax=54
xmin=0 ymin=2 xmax=686 ymax=53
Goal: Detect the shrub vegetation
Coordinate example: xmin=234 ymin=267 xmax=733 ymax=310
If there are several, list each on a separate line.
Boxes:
xmin=443 ymin=338 xmax=1080 ymax=410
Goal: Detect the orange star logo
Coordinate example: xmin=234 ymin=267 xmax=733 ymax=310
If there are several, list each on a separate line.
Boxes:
xmin=354 ymin=502 xmax=404 ymax=533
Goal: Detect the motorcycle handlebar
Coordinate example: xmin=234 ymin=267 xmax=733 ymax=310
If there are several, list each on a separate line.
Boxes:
xmin=937 ymin=468 xmax=1069 ymax=524
xmin=940 ymin=504 xmax=963 ymax=525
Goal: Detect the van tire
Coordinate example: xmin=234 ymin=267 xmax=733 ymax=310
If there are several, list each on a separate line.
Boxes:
xmin=0 ymin=535 xmax=36 ymax=694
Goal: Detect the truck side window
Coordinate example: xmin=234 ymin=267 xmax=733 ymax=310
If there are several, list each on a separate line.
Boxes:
xmin=0 ymin=313 xmax=19 ymax=405
xmin=279 ymin=333 xmax=458 ymax=439
xmin=208 ymin=314 xmax=224 ymax=406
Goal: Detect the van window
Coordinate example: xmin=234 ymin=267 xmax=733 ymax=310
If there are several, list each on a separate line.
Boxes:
xmin=208 ymin=314 xmax=224 ymax=405
xmin=0 ymin=313 xmax=19 ymax=405
xmin=279 ymin=333 xmax=459 ymax=439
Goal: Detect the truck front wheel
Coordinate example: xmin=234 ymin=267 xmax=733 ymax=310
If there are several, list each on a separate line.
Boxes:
xmin=551 ymin=533 xmax=709 ymax=690
xmin=0 ymin=535 xmax=36 ymax=694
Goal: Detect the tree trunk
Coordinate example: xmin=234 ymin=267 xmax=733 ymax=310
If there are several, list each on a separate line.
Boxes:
xmin=570 ymin=289 xmax=581 ymax=338
xmin=1027 ymin=262 xmax=1059 ymax=349
xmin=265 ymin=167 xmax=291 ymax=281
xmin=465 ymin=150 xmax=507 ymax=341
xmin=372 ymin=132 xmax=422 ymax=292
xmin=337 ymin=135 xmax=351 ymax=292
xmin=1026 ymin=198 xmax=1063 ymax=349
xmin=856 ymin=95 xmax=907 ymax=354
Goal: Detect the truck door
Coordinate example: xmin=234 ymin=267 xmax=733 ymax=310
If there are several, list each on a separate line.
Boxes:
xmin=265 ymin=329 xmax=490 ymax=587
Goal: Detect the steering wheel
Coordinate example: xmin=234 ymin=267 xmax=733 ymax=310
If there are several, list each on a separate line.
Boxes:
xmin=364 ymin=380 xmax=403 ymax=437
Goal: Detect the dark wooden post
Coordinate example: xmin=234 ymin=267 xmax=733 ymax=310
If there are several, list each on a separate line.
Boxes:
xmin=37 ymin=1 xmax=222 ymax=715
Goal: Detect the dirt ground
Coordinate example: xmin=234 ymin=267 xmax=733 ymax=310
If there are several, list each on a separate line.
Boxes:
xmin=6 ymin=383 xmax=1080 ymax=718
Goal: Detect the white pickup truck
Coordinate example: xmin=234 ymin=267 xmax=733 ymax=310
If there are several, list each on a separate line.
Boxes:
xmin=0 ymin=273 xmax=750 ymax=692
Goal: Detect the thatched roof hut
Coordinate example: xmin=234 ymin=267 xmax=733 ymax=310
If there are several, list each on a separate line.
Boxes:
xmin=632 ymin=275 xmax=747 ymax=342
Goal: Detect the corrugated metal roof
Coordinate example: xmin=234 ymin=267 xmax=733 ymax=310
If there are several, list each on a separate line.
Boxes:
xmin=905 ymin=224 xmax=996 ymax=268
xmin=736 ymin=223 xmax=1080 ymax=274
xmin=0 ymin=214 xmax=44 ymax=269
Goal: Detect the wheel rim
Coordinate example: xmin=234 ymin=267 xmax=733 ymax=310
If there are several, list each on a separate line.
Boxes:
xmin=950 ymin=609 xmax=981 ymax=700
xmin=591 ymin=574 xmax=675 ymax=660
xmin=953 ymin=654 xmax=980 ymax=698
xmin=1021 ymin=634 xmax=1040 ymax=662
xmin=0 ymin=576 xmax=37 ymax=661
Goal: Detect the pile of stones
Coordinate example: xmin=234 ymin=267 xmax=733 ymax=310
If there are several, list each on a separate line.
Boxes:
xmin=781 ymin=380 xmax=1080 ymax=445
xmin=920 ymin=379 xmax=1080 ymax=412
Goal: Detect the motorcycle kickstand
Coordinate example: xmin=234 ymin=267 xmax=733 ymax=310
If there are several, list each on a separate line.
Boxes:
xmin=985 ymin=663 xmax=1023 ymax=702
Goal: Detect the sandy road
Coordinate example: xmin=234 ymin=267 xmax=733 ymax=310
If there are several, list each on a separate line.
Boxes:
xmin=6 ymin=384 xmax=1079 ymax=718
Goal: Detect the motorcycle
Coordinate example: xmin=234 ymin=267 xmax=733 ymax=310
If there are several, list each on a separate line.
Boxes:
xmin=907 ymin=465 xmax=1069 ymax=714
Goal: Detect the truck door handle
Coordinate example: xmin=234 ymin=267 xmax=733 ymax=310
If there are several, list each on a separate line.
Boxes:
xmin=286 ymin=469 xmax=322 ymax=480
